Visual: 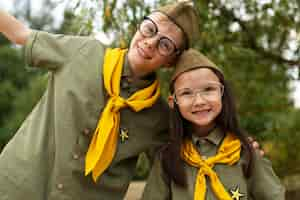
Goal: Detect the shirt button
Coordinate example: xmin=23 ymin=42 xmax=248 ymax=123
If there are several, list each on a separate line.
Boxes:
xmin=83 ymin=128 xmax=90 ymax=136
xmin=72 ymin=153 xmax=79 ymax=160
xmin=57 ymin=183 xmax=64 ymax=190
xmin=126 ymin=77 xmax=133 ymax=83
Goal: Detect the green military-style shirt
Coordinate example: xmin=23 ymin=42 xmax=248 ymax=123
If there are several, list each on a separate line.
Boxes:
xmin=0 ymin=31 xmax=169 ymax=200
xmin=142 ymin=128 xmax=285 ymax=200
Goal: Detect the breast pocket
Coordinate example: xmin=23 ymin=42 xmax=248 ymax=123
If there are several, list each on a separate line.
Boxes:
xmin=215 ymin=163 xmax=249 ymax=200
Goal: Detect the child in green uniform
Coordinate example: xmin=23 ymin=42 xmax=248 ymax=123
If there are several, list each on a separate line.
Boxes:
xmin=0 ymin=2 xmax=264 ymax=199
xmin=142 ymin=49 xmax=285 ymax=200
xmin=0 ymin=1 xmax=199 ymax=200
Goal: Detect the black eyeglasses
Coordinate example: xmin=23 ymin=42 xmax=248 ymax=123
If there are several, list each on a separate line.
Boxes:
xmin=138 ymin=17 xmax=180 ymax=56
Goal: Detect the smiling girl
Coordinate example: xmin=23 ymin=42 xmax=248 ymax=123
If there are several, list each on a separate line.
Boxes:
xmin=141 ymin=49 xmax=285 ymax=200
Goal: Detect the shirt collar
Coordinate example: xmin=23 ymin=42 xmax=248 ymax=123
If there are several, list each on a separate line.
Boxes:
xmin=192 ymin=127 xmax=225 ymax=146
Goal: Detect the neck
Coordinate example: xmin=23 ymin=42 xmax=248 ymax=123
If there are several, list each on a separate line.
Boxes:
xmin=192 ymin=123 xmax=217 ymax=137
xmin=130 ymin=65 xmax=148 ymax=78
xmin=127 ymin=58 xmax=151 ymax=79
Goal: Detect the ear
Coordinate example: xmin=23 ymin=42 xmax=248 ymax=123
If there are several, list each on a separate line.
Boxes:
xmin=167 ymin=95 xmax=175 ymax=109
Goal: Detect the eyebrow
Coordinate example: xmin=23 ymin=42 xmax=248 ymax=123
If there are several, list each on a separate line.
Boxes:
xmin=175 ymin=87 xmax=191 ymax=91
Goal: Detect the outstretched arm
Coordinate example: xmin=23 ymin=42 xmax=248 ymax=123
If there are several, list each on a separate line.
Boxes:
xmin=0 ymin=10 xmax=31 ymax=45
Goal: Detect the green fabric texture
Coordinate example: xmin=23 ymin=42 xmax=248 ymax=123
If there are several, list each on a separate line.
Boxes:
xmin=0 ymin=31 xmax=169 ymax=200
xmin=141 ymin=128 xmax=285 ymax=200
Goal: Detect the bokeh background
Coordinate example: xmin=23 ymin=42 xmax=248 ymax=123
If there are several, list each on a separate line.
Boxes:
xmin=0 ymin=0 xmax=299 ymax=199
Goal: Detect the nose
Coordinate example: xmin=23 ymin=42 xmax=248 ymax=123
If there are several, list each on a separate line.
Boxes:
xmin=143 ymin=35 xmax=159 ymax=50
xmin=192 ymin=92 xmax=207 ymax=105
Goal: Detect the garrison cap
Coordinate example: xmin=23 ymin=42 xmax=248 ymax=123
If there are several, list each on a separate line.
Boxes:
xmin=155 ymin=0 xmax=200 ymax=49
xmin=171 ymin=48 xmax=223 ymax=83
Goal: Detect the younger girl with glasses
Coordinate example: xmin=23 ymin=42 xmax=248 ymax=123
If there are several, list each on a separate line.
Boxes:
xmin=141 ymin=49 xmax=285 ymax=200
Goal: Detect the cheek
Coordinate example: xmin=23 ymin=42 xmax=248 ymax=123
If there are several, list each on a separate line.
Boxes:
xmin=177 ymin=105 xmax=189 ymax=119
xmin=155 ymin=55 xmax=171 ymax=68
xmin=129 ymin=33 xmax=141 ymax=48
xmin=214 ymin=99 xmax=223 ymax=114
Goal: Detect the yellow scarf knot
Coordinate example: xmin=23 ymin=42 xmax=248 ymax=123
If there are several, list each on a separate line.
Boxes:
xmin=110 ymin=97 xmax=127 ymax=112
xmin=181 ymin=133 xmax=241 ymax=200
xmin=85 ymin=48 xmax=160 ymax=182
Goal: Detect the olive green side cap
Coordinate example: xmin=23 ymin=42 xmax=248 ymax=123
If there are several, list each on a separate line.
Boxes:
xmin=171 ymin=48 xmax=223 ymax=83
xmin=156 ymin=0 xmax=200 ymax=49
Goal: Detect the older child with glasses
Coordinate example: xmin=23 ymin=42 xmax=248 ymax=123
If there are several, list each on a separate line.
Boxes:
xmin=0 ymin=1 xmax=199 ymax=200
xmin=142 ymin=49 xmax=285 ymax=200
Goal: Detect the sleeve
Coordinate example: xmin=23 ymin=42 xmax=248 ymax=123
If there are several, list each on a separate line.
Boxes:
xmin=146 ymin=99 xmax=170 ymax=164
xmin=24 ymin=30 xmax=92 ymax=71
xmin=248 ymin=150 xmax=286 ymax=199
xmin=141 ymin=154 xmax=171 ymax=200
xmin=145 ymin=132 xmax=168 ymax=166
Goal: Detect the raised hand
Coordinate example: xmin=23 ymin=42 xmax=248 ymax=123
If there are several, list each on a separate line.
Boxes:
xmin=0 ymin=10 xmax=31 ymax=45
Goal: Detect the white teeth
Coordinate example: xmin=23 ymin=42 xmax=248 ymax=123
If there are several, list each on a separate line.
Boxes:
xmin=193 ymin=110 xmax=210 ymax=113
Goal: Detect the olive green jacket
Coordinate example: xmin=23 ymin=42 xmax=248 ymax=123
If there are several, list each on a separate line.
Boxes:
xmin=142 ymin=128 xmax=285 ymax=200
xmin=0 ymin=31 xmax=169 ymax=200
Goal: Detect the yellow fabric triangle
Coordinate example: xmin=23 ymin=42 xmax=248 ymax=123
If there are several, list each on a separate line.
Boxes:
xmin=181 ymin=133 xmax=241 ymax=200
xmin=85 ymin=48 xmax=161 ymax=182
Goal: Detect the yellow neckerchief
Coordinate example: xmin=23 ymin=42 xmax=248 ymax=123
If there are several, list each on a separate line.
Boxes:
xmin=85 ymin=48 xmax=160 ymax=182
xmin=181 ymin=133 xmax=241 ymax=200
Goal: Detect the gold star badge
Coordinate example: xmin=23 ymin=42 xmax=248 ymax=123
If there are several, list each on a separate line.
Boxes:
xmin=120 ymin=128 xmax=129 ymax=143
xmin=230 ymin=186 xmax=245 ymax=200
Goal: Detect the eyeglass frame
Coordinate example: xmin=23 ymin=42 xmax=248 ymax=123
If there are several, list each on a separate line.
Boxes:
xmin=138 ymin=16 xmax=182 ymax=56
xmin=173 ymin=83 xmax=225 ymax=105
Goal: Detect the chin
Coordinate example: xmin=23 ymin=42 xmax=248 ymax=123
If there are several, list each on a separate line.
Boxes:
xmin=194 ymin=119 xmax=215 ymax=128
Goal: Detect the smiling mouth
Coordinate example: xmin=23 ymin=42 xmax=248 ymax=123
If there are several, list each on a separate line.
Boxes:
xmin=192 ymin=109 xmax=211 ymax=115
xmin=137 ymin=45 xmax=151 ymax=59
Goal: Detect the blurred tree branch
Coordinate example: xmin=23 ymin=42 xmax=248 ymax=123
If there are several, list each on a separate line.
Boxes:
xmin=213 ymin=0 xmax=300 ymax=67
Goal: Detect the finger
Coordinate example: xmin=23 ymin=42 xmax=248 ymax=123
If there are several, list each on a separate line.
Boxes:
xmin=252 ymin=141 xmax=260 ymax=149
xmin=259 ymin=150 xmax=265 ymax=157
xmin=247 ymin=136 xmax=254 ymax=142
